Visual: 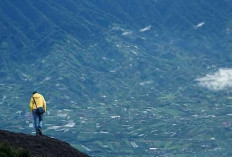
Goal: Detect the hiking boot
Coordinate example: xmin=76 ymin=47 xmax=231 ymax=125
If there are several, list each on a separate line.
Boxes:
xmin=36 ymin=129 xmax=40 ymax=136
xmin=38 ymin=128 xmax=43 ymax=136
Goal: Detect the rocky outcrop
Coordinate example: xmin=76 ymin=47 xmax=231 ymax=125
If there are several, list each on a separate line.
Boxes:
xmin=0 ymin=129 xmax=89 ymax=157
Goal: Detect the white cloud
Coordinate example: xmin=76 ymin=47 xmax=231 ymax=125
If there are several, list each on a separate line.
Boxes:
xmin=139 ymin=25 xmax=152 ymax=32
xmin=121 ymin=31 xmax=133 ymax=36
xmin=194 ymin=22 xmax=205 ymax=29
xmin=196 ymin=68 xmax=232 ymax=90
xmin=139 ymin=80 xmax=153 ymax=86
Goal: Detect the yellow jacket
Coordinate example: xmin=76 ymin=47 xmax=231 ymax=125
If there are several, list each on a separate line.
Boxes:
xmin=30 ymin=93 xmax=46 ymax=113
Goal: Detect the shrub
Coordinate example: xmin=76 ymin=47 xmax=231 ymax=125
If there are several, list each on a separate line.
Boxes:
xmin=0 ymin=142 xmax=32 ymax=157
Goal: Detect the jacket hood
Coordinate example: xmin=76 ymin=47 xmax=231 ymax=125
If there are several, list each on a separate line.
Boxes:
xmin=33 ymin=93 xmax=40 ymax=98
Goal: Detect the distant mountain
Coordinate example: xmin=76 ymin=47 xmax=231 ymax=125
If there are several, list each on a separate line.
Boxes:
xmin=1 ymin=0 xmax=232 ymax=67
xmin=1 ymin=0 xmax=232 ymax=156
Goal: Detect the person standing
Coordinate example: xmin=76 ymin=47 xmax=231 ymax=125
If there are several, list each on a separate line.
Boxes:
xmin=30 ymin=91 xmax=46 ymax=135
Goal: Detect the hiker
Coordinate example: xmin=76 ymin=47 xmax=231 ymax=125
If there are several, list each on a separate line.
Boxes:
xmin=30 ymin=91 xmax=46 ymax=135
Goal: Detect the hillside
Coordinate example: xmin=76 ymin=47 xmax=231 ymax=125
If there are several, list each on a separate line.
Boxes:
xmin=1 ymin=0 xmax=232 ymax=156
xmin=0 ymin=129 xmax=89 ymax=157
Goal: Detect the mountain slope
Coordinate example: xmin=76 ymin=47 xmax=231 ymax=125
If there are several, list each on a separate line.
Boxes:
xmin=0 ymin=129 xmax=89 ymax=157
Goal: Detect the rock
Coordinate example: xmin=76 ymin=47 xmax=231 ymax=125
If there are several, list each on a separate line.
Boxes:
xmin=0 ymin=129 xmax=89 ymax=157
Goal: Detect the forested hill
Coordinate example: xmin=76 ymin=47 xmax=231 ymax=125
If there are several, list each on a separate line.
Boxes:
xmin=1 ymin=0 xmax=231 ymax=67
xmin=1 ymin=0 xmax=232 ymax=104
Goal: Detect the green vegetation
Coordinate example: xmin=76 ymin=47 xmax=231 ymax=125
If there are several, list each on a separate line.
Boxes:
xmin=0 ymin=143 xmax=31 ymax=157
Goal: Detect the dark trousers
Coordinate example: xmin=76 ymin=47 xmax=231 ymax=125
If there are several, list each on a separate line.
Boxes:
xmin=32 ymin=110 xmax=43 ymax=130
